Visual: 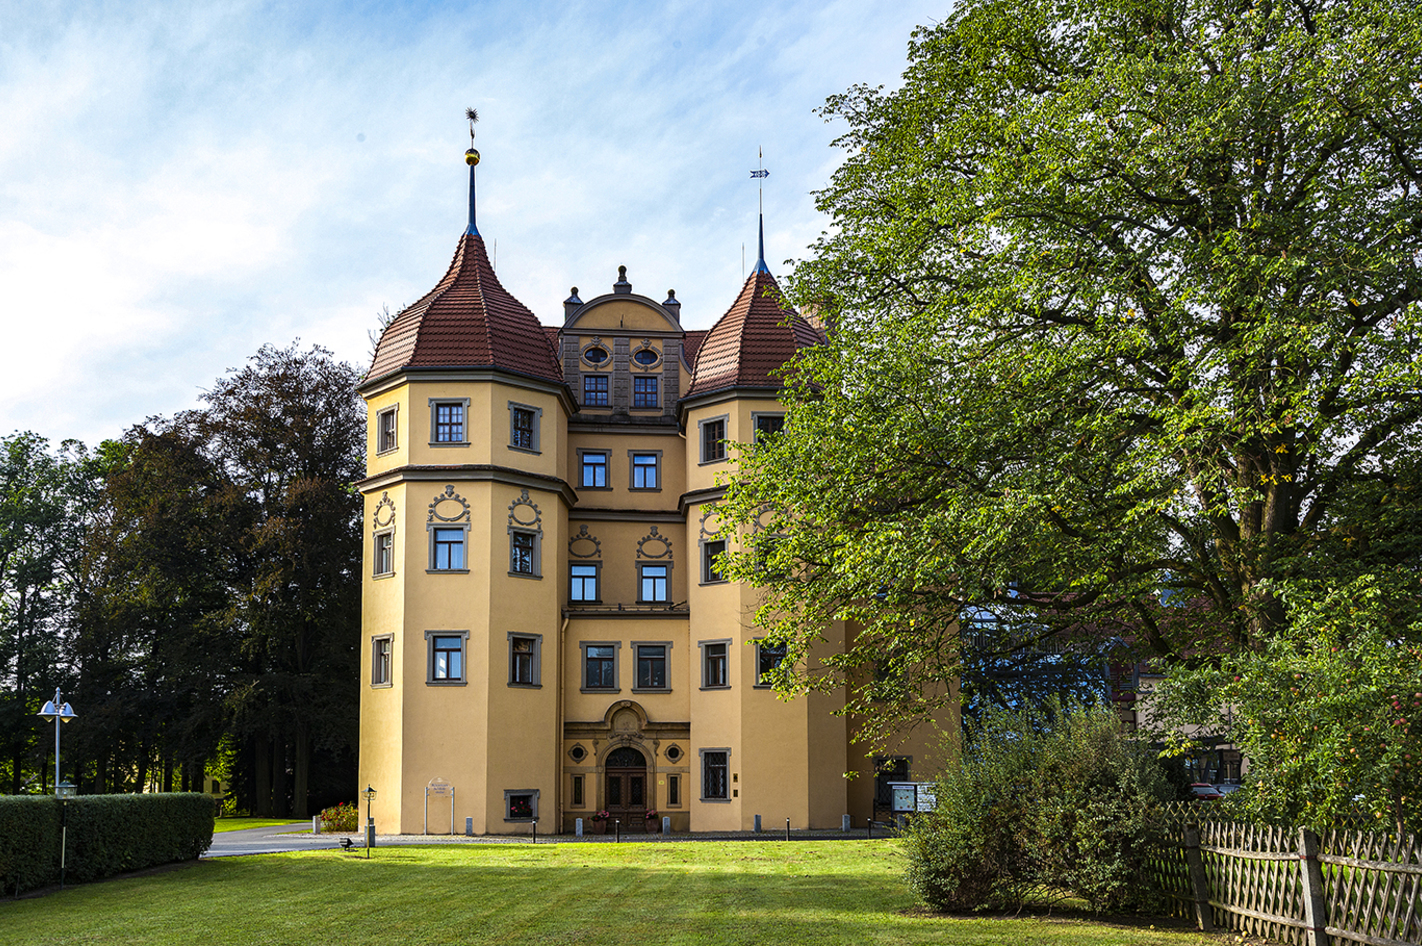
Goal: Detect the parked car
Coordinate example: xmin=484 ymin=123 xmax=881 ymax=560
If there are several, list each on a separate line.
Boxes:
xmin=1190 ymin=782 xmax=1224 ymax=801
xmin=1213 ymin=782 xmax=1243 ymax=796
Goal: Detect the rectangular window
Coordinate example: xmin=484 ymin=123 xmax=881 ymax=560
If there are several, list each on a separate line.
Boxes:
xmin=702 ymin=641 xmax=728 ymax=688
xmin=432 ymin=635 xmax=464 ymax=682
xmin=702 ymin=750 xmax=729 ymax=800
xmin=631 ymin=453 xmax=659 ymax=489
xmin=377 ymin=407 xmax=398 ymax=453
xmin=511 ymin=407 xmax=536 ymax=450
xmin=510 ymin=531 xmax=537 ymax=575
xmin=432 ymin=528 xmax=465 ymax=570
xmin=374 ymin=532 xmax=394 ymax=576
xmin=754 ymin=413 xmax=785 ymax=442
xmin=584 ymin=644 xmax=616 ymax=689
xmin=580 ymin=451 xmax=608 ymax=489
xmin=700 ymin=417 xmax=727 ymax=463
xmin=570 ymin=563 xmax=599 ymax=602
xmin=434 ymin=402 xmax=465 ymax=443
xmin=667 ymin=774 xmax=680 ymax=807
xmin=639 ymin=564 xmax=669 ymax=603
xmin=572 ymin=775 xmax=584 ymax=807
xmin=756 ymin=640 xmax=787 ymax=686
xmin=636 ymin=644 xmax=667 ymax=689
xmin=509 ymin=634 xmax=539 ymax=686
xmin=583 ymin=374 xmax=609 ymax=406
xmin=505 ymin=790 xmax=538 ymax=821
xmin=371 ymin=636 xmax=392 ymax=686
xmin=702 ymin=539 xmax=726 ymax=584
xmin=632 ymin=375 xmax=658 ymax=408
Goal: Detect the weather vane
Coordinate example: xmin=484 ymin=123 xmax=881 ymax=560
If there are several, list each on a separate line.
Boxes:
xmin=465 ymin=107 xmax=480 ymax=166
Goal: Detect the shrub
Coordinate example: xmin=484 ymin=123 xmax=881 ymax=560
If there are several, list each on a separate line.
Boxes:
xmin=903 ymin=699 xmax=1172 ymax=913
xmin=320 ymin=802 xmax=358 ymax=833
xmin=0 ymin=793 xmax=214 ymax=895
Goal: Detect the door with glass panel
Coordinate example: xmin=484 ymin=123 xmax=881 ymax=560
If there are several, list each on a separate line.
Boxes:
xmin=604 ymin=746 xmax=648 ymax=832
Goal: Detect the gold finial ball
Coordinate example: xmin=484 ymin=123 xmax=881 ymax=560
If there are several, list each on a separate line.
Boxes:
xmin=465 ymin=148 xmax=481 ymax=166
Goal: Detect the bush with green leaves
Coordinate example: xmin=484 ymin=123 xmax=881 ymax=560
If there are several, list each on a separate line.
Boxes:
xmin=320 ymin=802 xmax=358 ymax=833
xmin=903 ymin=700 xmax=1174 ymax=913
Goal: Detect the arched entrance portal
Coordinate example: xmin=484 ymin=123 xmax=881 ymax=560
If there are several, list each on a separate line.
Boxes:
xmin=604 ymin=746 xmax=647 ymax=832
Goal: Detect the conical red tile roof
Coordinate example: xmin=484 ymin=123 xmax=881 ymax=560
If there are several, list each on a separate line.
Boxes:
xmin=684 ymin=268 xmax=823 ymax=400
xmin=365 ymin=232 xmax=562 ymax=385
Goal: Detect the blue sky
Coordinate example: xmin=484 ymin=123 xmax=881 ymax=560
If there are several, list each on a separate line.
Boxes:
xmin=1 ymin=0 xmax=949 ymax=446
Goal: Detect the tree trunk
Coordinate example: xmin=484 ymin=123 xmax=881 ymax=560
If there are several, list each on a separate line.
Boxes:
xmin=162 ymin=756 xmax=174 ymax=793
xmin=271 ymin=739 xmax=289 ymax=817
xmin=292 ymin=727 xmax=310 ymax=818
xmin=254 ymin=733 xmax=272 ymax=816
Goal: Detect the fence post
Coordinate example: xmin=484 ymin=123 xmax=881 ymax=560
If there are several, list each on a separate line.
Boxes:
xmin=1298 ymin=828 xmax=1331 ymax=946
xmin=1183 ymin=823 xmax=1215 ymax=932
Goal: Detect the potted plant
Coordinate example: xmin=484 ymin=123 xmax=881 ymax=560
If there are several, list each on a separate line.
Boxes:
xmin=644 ymin=809 xmax=660 ymax=833
xmin=590 ymin=810 xmax=609 ymax=835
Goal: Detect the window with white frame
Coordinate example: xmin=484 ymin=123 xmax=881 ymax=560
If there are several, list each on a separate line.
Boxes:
xmin=639 ymin=563 xmax=669 ymax=603
xmin=430 ymin=399 xmax=469 ymax=445
xmin=509 ymin=633 xmax=541 ymax=686
xmin=377 ymin=406 xmax=399 ymax=454
xmin=630 ymin=452 xmax=659 ymax=490
xmin=699 ymin=416 xmax=727 ymax=463
xmin=569 ymin=563 xmax=599 ymax=602
xmin=426 ymin=631 xmax=468 ymax=684
xmin=508 ymin=402 xmax=541 ymax=452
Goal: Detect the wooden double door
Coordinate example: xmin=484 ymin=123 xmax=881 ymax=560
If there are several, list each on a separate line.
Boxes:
xmin=605 ymin=746 xmax=648 ymax=832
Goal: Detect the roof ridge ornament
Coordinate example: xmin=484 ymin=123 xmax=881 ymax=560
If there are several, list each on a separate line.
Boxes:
xmin=751 ymin=146 xmax=771 ymax=275
xmin=464 ymin=107 xmax=481 ymax=236
xmin=614 ymin=265 xmax=632 ymax=294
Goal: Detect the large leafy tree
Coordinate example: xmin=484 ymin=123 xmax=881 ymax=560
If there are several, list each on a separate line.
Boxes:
xmin=720 ymin=0 xmax=1422 ymax=748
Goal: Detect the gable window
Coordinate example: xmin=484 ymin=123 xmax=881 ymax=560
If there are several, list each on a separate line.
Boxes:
xmin=699 ymin=416 xmax=727 ymax=463
xmin=580 ymin=451 xmax=609 ymax=489
xmin=509 ymin=403 xmax=541 ymax=452
xmin=509 ymin=633 xmax=541 ymax=687
xmin=630 ymin=452 xmax=659 ymax=490
xmin=635 ymin=643 xmax=668 ymax=690
xmin=510 ymin=530 xmax=538 ymax=576
xmin=426 ymin=631 xmax=468 ymax=684
xmin=756 ymin=640 xmax=787 ymax=687
xmin=639 ymin=563 xmax=669 ymax=603
xmin=701 ymin=539 xmax=726 ymax=584
xmin=377 ymin=406 xmax=399 ymax=454
xmin=583 ymin=375 xmax=609 ymax=407
xmin=632 ymin=376 xmax=659 ymax=408
xmin=701 ymin=749 xmax=729 ymax=800
xmin=371 ymin=635 xmax=392 ymax=687
xmin=374 ymin=531 xmax=395 ymax=577
xmin=582 ymin=643 xmax=619 ymax=690
xmin=753 ymin=413 xmax=785 ymax=442
xmin=633 ymin=347 xmax=660 ymax=367
xmin=701 ymin=640 xmax=729 ymax=689
xmin=582 ymin=346 xmax=609 ymax=365
xmin=569 ymin=563 xmax=599 ymax=602
xmin=431 ymin=527 xmax=466 ymax=571
xmin=430 ymin=399 xmax=469 ymax=445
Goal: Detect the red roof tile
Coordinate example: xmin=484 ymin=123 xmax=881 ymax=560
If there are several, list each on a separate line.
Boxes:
xmin=366 ymin=233 xmax=562 ymax=385
xmin=682 ymin=330 xmax=708 ymax=370
xmin=684 ymin=269 xmax=823 ymax=400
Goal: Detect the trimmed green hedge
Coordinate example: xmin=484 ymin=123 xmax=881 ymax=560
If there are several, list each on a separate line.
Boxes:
xmin=0 ymin=793 xmax=214 ymax=895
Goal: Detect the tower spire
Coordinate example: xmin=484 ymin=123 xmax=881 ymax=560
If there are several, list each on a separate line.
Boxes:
xmin=751 ymin=147 xmax=770 ymax=274
xmin=464 ymin=107 xmax=481 ymax=236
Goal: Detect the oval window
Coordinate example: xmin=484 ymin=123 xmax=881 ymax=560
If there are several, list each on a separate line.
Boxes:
xmin=633 ymin=349 xmax=659 ymax=366
xmin=584 ymin=347 xmax=609 ymax=365
xmin=665 ymin=745 xmax=682 ymax=762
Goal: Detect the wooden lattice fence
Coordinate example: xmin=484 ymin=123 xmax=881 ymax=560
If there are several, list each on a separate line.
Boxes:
xmin=1150 ymin=818 xmax=1422 ymax=946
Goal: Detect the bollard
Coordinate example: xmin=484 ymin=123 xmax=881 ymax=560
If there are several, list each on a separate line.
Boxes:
xmin=531 ymin=819 xmax=537 ymax=844
xmin=615 ymin=819 xmax=621 ymax=843
xmin=867 ymin=819 xmax=873 ymax=839
xmin=786 ymin=818 xmax=791 ymax=842
xmin=754 ymin=814 xmax=762 ymax=833
xmin=842 ymin=814 xmax=851 ymax=832
xmin=466 ymin=816 xmax=474 ymax=837
xmin=366 ymin=818 xmax=376 ymax=858
xmin=662 ymin=815 xmax=671 ymax=835
xmin=576 ymin=817 xmax=584 ymax=837
xmin=313 ymin=815 xmax=321 ymax=834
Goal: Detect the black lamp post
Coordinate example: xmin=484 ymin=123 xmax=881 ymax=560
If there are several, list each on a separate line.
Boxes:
xmin=362 ymin=785 xmax=377 ymax=859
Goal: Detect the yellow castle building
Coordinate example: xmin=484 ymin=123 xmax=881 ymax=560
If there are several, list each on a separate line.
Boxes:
xmin=356 ymin=140 xmax=952 ymax=835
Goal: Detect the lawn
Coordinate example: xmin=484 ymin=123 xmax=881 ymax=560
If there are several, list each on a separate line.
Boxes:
xmin=212 ymin=817 xmax=307 ymax=833
xmin=0 ymin=841 xmax=1220 ymax=946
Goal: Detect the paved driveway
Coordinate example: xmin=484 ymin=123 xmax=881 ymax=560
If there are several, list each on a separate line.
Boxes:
xmin=204 ymin=824 xmax=347 ymax=857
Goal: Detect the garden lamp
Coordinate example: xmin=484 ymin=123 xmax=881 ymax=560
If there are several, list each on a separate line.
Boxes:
xmin=362 ymin=785 xmax=377 ymax=858
xmin=37 ymin=688 xmax=77 ymax=795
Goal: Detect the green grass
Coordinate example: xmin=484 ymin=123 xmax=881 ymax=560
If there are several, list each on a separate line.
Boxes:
xmin=211 ymin=817 xmax=306 ymax=833
xmin=0 ymin=841 xmax=1218 ymax=945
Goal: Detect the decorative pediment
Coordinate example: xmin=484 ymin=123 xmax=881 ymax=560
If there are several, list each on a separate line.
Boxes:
xmin=508 ymin=488 xmax=543 ymax=534
xmin=698 ymin=506 xmax=721 ymax=540
xmin=373 ymin=492 xmax=397 ymax=531
xmin=428 ymin=486 xmax=471 ymax=523
xmin=636 ymin=525 xmax=672 ymax=560
xmin=569 ymin=524 xmax=601 ymax=559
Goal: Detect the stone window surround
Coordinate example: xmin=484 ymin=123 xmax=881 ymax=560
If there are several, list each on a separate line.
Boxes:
xmin=699 ymin=537 xmax=727 ymax=585
xmin=509 ymin=527 xmax=542 ymax=579
xmin=428 ymin=397 xmax=471 ymax=447
xmin=628 ymin=449 xmax=662 ymax=491
xmin=373 ymin=528 xmax=396 ymax=579
xmin=698 ymin=414 xmax=729 ymax=465
xmin=699 ymin=747 xmax=732 ymax=803
xmin=698 ymin=638 xmax=731 ymax=690
xmin=578 ymin=448 xmax=612 ymax=490
xmin=426 ymin=522 xmax=470 ymax=574
xmin=425 ymin=629 xmax=469 ymax=686
xmin=376 ymin=404 xmax=399 ymax=455
xmin=569 ymin=560 xmax=601 ymax=604
xmin=631 ymin=639 xmax=673 ymax=694
xmin=754 ymin=638 xmax=788 ymax=689
xmin=508 ymin=631 xmax=543 ymax=688
xmin=503 ymin=788 xmax=540 ymax=822
xmin=580 ymin=640 xmax=622 ymax=693
xmin=508 ymin=401 xmax=543 ymax=454
xmin=637 ymin=561 xmax=672 ymax=604
xmin=370 ymin=633 xmax=393 ymax=688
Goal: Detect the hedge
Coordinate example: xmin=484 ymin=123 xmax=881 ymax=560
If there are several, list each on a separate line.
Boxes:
xmin=0 ymin=793 xmax=215 ymax=895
